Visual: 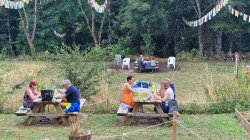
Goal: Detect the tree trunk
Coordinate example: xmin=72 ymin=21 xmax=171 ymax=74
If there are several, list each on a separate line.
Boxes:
xmin=228 ymin=36 xmax=235 ymax=57
xmin=198 ymin=26 xmax=204 ymax=56
xmin=91 ymin=10 xmax=99 ymax=46
xmin=78 ymin=0 xmax=106 ymax=47
xmin=195 ymin=0 xmax=204 ymax=57
xmin=18 ymin=0 xmax=38 ymax=56
xmin=6 ymin=9 xmax=13 ymax=55
xmin=215 ymin=31 xmax=223 ymax=58
xmin=98 ymin=11 xmax=107 ymax=45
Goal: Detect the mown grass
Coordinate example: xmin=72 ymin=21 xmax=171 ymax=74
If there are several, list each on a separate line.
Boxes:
xmin=0 ymin=113 xmax=248 ymax=140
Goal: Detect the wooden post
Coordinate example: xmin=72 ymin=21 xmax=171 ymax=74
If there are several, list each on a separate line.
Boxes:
xmin=235 ymin=52 xmax=239 ymax=79
xmin=172 ymin=112 xmax=177 ymax=140
xmin=106 ymin=98 xmax=109 ymax=113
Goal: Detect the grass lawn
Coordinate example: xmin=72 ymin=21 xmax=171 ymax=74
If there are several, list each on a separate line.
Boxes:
xmin=0 ymin=113 xmax=248 ymax=140
xmin=0 ymin=59 xmax=249 ymax=139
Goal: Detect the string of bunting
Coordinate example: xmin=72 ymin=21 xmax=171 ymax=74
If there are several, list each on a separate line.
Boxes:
xmin=183 ymin=0 xmax=250 ymax=27
xmin=52 ymin=28 xmax=66 ymax=38
xmin=88 ymin=0 xmax=109 ymax=13
xmin=0 ymin=0 xmax=31 ymax=9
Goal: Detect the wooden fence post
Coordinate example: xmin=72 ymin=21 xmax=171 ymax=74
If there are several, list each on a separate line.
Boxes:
xmin=235 ymin=52 xmax=239 ymax=79
xmin=172 ymin=112 xmax=177 ymax=140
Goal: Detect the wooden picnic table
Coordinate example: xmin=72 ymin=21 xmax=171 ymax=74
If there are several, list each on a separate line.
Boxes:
xmin=25 ymin=98 xmax=69 ymax=126
xmin=135 ymin=61 xmax=159 ymax=73
xmin=118 ymin=100 xmax=173 ymax=126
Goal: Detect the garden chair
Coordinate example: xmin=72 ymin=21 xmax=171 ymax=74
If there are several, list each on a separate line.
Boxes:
xmin=167 ymin=57 xmax=176 ymax=69
xmin=122 ymin=58 xmax=130 ymax=70
xmin=114 ymin=55 xmax=122 ymax=69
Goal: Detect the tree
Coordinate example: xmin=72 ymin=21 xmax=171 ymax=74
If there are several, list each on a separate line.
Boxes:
xmin=18 ymin=0 xmax=38 ymax=56
xmin=211 ymin=0 xmax=250 ymax=56
xmin=78 ymin=0 xmax=108 ymax=47
xmin=117 ymin=0 xmax=168 ymax=56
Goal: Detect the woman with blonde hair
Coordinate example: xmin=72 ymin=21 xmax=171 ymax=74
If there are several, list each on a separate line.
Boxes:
xmin=153 ymin=78 xmax=175 ymax=113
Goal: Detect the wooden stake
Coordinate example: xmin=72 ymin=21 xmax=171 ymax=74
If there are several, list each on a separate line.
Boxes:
xmin=172 ymin=112 xmax=177 ymax=140
xmin=235 ymin=52 xmax=239 ymax=79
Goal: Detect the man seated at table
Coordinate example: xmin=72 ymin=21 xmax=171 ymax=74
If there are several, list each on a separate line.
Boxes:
xmin=57 ymin=80 xmax=80 ymax=109
xmin=56 ymin=80 xmax=80 ymax=124
xmin=137 ymin=57 xmax=145 ymax=72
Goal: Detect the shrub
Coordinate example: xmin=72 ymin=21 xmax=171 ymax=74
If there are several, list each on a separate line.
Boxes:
xmin=56 ymin=43 xmax=108 ymax=100
xmin=109 ymin=43 xmax=129 ymax=58
xmin=176 ymin=49 xmax=200 ymax=61
xmin=84 ymin=46 xmax=108 ymax=62
xmin=203 ymin=71 xmax=250 ymax=113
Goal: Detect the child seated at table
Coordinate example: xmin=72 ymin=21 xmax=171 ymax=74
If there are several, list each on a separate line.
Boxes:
xmin=23 ymin=80 xmax=49 ymax=124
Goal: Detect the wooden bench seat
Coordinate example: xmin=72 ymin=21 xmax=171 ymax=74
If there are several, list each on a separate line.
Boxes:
xmin=15 ymin=98 xmax=86 ymax=117
xmin=15 ymin=107 xmax=31 ymax=116
xmin=117 ymin=106 xmax=129 ymax=116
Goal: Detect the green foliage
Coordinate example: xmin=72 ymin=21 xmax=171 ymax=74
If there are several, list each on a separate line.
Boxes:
xmin=176 ymin=48 xmax=199 ymax=61
xmin=84 ymin=46 xmax=108 ymax=62
xmin=109 ymin=42 xmax=129 ymax=58
xmin=56 ymin=43 xmax=108 ymax=99
xmin=204 ymin=73 xmax=250 ymax=113
xmin=0 ymin=47 xmax=8 ymax=60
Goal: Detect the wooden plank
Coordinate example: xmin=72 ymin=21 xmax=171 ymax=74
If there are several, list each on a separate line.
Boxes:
xmin=79 ymin=98 xmax=86 ymax=109
xmin=54 ymin=104 xmax=69 ymax=125
xmin=154 ymin=104 xmax=168 ymax=123
xmin=241 ymin=113 xmax=250 ymax=118
xmin=27 ymin=113 xmax=69 ymax=117
xmin=25 ymin=103 xmax=42 ymax=125
xmin=124 ymin=103 xmax=141 ymax=126
xmin=126 ymin=113 xmax=170 ymax=117
xmin=235 ymin=108 xmax=250 ymax=135
xmin=134 ymin=100 xmax=161 ymax=104
xmin=33 ymin=98 xmax=62 ymax=103
xmin=15 ymin=109 xmax=30 ymax=116
xmin=117 ymin=106 xmax=128 ymax=115
xmin=172 ymin=112 xmax=178 ymax=140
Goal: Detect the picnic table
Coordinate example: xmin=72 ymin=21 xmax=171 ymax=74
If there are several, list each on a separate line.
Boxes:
xmin=135 ymin=61 xmax=159 ymax=73
xmin=117 ymin=100 xmax=178 ymax=126
xmin=16 ymin=97 xmax=86 ymax=126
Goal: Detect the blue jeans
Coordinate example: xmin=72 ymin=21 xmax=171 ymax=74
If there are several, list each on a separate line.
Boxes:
xmin=154 ymin=106 xmax=168 ymax=113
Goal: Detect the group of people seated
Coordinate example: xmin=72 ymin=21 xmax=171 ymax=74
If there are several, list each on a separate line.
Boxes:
xmin=23 ymin=80 xmax=80 ymax=124
xmin=137 ymin=55 xmax=157 ymax=71
xmin=120 ymin=75 xmax=175 ymax=114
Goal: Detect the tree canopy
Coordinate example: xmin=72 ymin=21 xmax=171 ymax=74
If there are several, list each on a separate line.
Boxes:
xmin=0 ymin=0 xmax=249 ymax=57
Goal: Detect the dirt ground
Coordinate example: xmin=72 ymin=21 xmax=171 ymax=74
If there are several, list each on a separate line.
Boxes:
xmin=108 ymin=61 xmax=180 ymax=73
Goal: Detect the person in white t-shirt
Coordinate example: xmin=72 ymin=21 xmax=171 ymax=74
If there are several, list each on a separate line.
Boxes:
xmin=153 ymin=78 xmax=174 ymax=113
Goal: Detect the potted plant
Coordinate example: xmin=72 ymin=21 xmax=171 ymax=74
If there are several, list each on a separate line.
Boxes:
xmin=68 ymin=116 xmax=91 ymax=140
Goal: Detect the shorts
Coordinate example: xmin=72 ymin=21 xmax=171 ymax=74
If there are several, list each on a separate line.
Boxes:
xmin=61 ymin=102 xmax=71 ymax=108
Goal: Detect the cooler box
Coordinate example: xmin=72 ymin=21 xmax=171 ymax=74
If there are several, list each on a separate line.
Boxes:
xmin=133 ymin=88 xmax=152 ymax=101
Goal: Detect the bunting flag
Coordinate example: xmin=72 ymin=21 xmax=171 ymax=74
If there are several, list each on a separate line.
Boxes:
xmin=183 ymin=0 xmax=250 ymax=27
xmin=0 ymin=0 xmax=31 ymax=9
xmin=88 ymin=0 xmax=109 ymax=13
xmin=52 ymin=28 xmax=66 ymax=38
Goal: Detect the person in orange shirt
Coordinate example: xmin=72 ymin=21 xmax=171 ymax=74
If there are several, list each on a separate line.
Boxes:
xmin=121 ymin=75 xmax=144 ymax=112
xmin=121 ymin=76 xmax=135 ymax=112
